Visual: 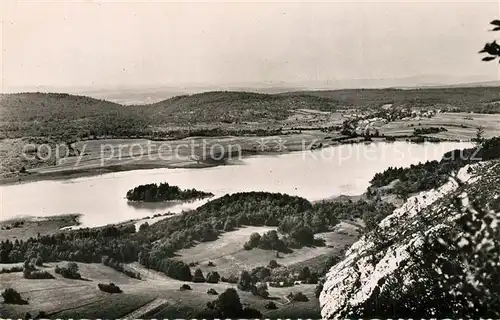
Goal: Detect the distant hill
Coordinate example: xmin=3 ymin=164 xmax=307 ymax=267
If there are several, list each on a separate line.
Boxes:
xmin=0 ymin=92 xmax=148 ymax=140
xmin=2 ymin=87 xmax=500 ymax=140
xmin=283 ymin=87 xmax=500 ymax=111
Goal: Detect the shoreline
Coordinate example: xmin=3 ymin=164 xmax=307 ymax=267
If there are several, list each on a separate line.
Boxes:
xmin=0 ymin=136 xmax=467 ymax=187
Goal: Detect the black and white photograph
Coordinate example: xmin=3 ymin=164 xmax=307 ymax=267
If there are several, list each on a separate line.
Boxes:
xmin=1 ymin=0 xmax=500 ymax=318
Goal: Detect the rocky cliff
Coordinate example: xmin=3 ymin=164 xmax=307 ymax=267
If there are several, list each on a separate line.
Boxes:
xmin=320 ymin=160 xmax=500 ymax=318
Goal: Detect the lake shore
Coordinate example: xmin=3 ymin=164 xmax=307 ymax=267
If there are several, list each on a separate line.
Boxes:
xmin=0 ymin=133 xmax=467 ymax=187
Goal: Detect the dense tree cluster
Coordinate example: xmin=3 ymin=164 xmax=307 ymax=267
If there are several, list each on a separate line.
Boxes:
xmin=202 ymin=288 xmax=262 ymax=318
xmin=126 ymin=183 xmax=213 ymax=202
xmin=139 ymin=254 xmax=192 ymax=281
xmin=206 ymin=271 xmax=221 ymax=283
xmin=0 ymin=266 xmax=23 ymax=274
xmin=413 ymin=126 xmax=447 ymax=135
xmin=288 ymin=291 xmax=310 ymax=302
xmin=101 ymin=256 xmax=141 ymax=279
xmin=0 ymin=224 xmax=137 ymax=264
xmin=55 ymin=262 xmax=81 ymax=279
xmin=243 ymin=230 xmax=288 ymax=252
xmin=23 ymin=261 xmax=53 ymax=279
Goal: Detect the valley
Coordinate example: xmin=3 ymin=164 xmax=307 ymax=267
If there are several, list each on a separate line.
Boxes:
xmin=1 ymin=89 xmax=500 ymax=318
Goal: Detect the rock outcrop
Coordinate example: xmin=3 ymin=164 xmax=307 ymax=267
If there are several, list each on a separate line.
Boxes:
xmin=320 ymin=161 xmax=500 ymax=318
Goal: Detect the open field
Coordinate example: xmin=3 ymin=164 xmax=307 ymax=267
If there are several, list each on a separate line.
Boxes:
xmin=0 ymin=260 xmax=320 ymax=318
xmin=0 ymin=214 xmax=80 ymax=241
xmin=0 ymin=220 xmax=358 ymax=318
xmin=379 ymin=112 xmax=500 ymax=140
xmin=176 ymin=223 xmax=360 ymax=277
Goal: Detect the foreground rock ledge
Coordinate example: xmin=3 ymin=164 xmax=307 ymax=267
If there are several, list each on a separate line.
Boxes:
xmin=319 ymin=162 xmax=496 ymax=318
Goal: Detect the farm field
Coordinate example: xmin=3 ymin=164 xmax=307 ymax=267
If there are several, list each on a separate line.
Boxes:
xmin=0 ymin=215 xmax=80 ymax=241
xmin=176 ymin=222 xmax=360 ymax=277
xmin=2 ymin=107 xmax=499 ymax=186
xmin=379 ymin=112 xmax=500 ymax=140
xmin=0 ymin=260 xmax=320 ymax=318
xmin=0 ymin=221 xmax=356 ymax=318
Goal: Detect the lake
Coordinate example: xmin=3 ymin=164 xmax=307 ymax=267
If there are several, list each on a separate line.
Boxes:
xmin=0 ymin=141 xmax=473 ymax=227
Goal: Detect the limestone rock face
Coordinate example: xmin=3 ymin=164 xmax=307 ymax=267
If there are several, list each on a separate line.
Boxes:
xmin=320 ymin=162 xmax=500 ymax=318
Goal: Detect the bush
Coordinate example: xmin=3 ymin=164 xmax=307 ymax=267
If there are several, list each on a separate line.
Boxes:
xmin=221 ymin=274 xmax=238 ymax=284
xmin=237 ymin=270 xmax=253 ymax=291
xmin=55 ymin=263 xmax=81 ymax=279
xmin=212 ymin=288 xmax=243 ymax=317
xmin=192 ymin=268 xmax=206 ymax=283
xmin=207 ymin=288 xmax=218 ymax=295
xmin=101 ymin=256 xmax=141 ymax=279
xmin=251 ymin=282 xmax=269 ymax=298
xmin=207 ymin=261 xmax=215 ymax=267
xmin=242 ymin=307 xmax=262 ymax=318
xmin=265 ymin=301 xmax=278 ymax=309
xmin=139 ymin=222 xmax=149 ymax=232
xmin=223 ymin=217 xmax=237 ymax=231
xmin=249 ymin=232 xmax=261 ymax=247
xmin=288 ymin=291 xmax=309 ymax=302
xmin=23 ymin=269 xmax=54 ymax=279
xmin=268 ymin=259 xmax=279 ymax=269
xmin=98 ymin=283 xmax=122 ymax=293
xmin=298 ymin=267 xmax=311 ymax=281
xmin=180 ymin=284 xmax=192 ymax=291
xmin=0 ymin=266 xmax=23 ymax=274
xmin=35 ymin=256 xmax=43 ymax=266
xmin=251 ymin=266 xmax=271 ymax=281
xmin=2 ymin=288 xmax=27 ymax=304
xmin=206 ymin=271 xmax=221 ymax=283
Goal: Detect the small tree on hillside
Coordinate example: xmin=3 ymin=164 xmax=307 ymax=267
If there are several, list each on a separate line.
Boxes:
xmin=192 ymin=268 xmax=206 ymax=283
xmin=206 ymin=271 xmax=221 ymax=283
xmin=237 ymin=270 xmax=253 ymax=291
xmin=213 ymin=288 xmax=244 ymax=317
xmin=2 ymin=288 xmax=26 ymax=304
xmin=475 ymin=126 xmax=485 ymax=146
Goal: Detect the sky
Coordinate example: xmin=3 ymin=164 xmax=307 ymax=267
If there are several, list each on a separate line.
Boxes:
xmin=1 ymin=0 xmax=500 ymax=92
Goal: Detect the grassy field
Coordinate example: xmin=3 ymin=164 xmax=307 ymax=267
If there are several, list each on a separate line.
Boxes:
xmin=379 ymin=112 xmax=500 ymax=140
xmin=0 ymin=214 xmax=80 ymax=241
xmin=176 ymin=223 xmax=359 ymax=277
xmin=0 ymin=221 xmax=359 ymax=318
xmin=0 ymin=260 xmax=320 ymax=318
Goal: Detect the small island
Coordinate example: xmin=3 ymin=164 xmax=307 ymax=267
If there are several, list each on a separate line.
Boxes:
xmin=126 ymin=182 xmax=214 ymax=202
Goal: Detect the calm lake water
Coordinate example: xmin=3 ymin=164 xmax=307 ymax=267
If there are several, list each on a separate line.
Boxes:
xmin=0 ymin=141 xmax=472 ymax=227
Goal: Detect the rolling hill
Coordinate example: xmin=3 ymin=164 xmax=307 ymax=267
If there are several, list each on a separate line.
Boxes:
xmin=2 ymin=87 xmax=500 ymax=141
